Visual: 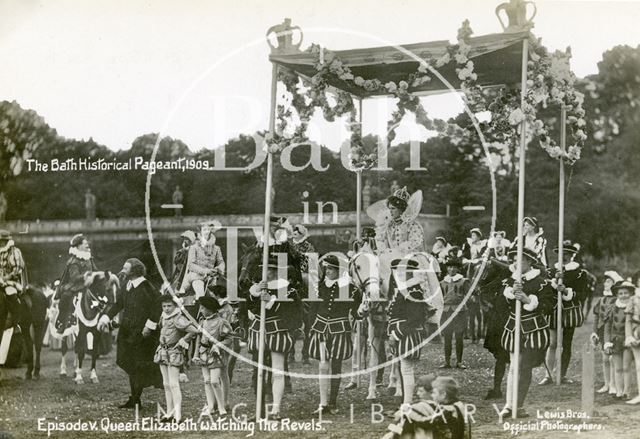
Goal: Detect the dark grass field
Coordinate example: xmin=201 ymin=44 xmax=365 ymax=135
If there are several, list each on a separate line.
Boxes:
xmin=1 ymin=317 xmax=639 ymax=439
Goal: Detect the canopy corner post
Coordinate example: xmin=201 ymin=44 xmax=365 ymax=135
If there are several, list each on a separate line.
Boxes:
xmin=555 ymin=104 xmax=567 ymax=386
xmin=512 ymin=36 xmax=530 ymax=420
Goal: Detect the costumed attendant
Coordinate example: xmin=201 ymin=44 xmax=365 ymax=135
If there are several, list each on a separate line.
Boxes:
xmin=308 ymin=255 xmax=362 ymax=415
xmin=179 ymin=220 xmax=225 ymax=300
xmin=487 ymin=231 xmax=511 ymax=262
xmin=540 ymin=241 xmax=588 ymax=385
xmin=591 ymin=270 xmax=623 ymax=395
xmin=624 ymin=280 xmax=640 ymax=404
xmin=0 ymin=229 xmax=26 ymax=356
xmin=461 ymin=228 xmax=487 ymax=344
xmin=98 ymin=258 xmax=162 ymax=409
xmin=154 ymin=294 xmax=199 ymax=423
xmin=387 ymin=257 xmax=432 ymax=405
xmin=53 ymin=234 xmax=97 ymax=382
xmin=499 ymin=248 xmax=555 ymax=418
xmin=604 ymin=280 xmax=634 ymax=399
xmin=209 ymin=285 xmax=240 ymax=409
xmin=431 ymin=236 xmax=451 ymax=267
xmin=290 ymin=223 xmax=316 ymax=365
xmin=248 ymin=255 xmax=302 ymax=419
xmin=510 ymin=216 xmax=547 ymax=267
xmin=193 ymin=296 xmax=233 ymax=419
xmin=439 ymin=257 xmax=468 ymax=369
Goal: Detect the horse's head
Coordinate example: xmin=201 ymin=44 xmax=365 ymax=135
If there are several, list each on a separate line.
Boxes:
xmin=87 ymin=271 xmax=118 ymax=303
xmin=349 ymin=251 xmax=381 ymax=301
xmin=238 ymin=244 xmax=260 ymax=287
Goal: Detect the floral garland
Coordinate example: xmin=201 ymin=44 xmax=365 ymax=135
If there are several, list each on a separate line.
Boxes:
xmin=267 ymin=20 xmax=586 ymax=167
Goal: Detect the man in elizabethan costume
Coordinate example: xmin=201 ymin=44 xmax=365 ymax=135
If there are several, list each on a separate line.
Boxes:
xmin=54 ymin=234 xmax=97 ymax=336
xmin=387 ymin=257 xmax=433 ymax=405
xmin=499 ymin=247 xmax=555 ymax=418
xmin=289 ymin=223 xmax=316 ymax=365
xmin=510 ymin=216 xmax=547 ymax=267
xmin=0 ymin=229 xmax=25 ymax=333
xmin=98 ymin=258 xmax=162 ymax=409
xmin=308 ymin=254 xmax=362 ymax=415
xmin=247 ymin=254 xmax=302 ymax=419
xmin=539 ymin=240 xmax=589 ymax=385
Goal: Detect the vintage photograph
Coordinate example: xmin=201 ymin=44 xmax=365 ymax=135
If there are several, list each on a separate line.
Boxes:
xmin=0 ymin=0 xmax=639 ymax=437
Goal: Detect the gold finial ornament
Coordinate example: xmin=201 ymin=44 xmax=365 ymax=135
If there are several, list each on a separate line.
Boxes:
xmin=266 ymin=18 xmax=303 ymax=54
xmin=495 ymin=0 xmax=537 ymax=33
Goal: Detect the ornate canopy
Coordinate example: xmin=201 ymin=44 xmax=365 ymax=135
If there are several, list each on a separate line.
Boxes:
xmin=269 ymin=31 xmax=529 ymax=97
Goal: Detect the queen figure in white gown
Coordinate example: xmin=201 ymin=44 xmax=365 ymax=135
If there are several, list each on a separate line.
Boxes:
xmin=366 ymin=186 xmax=443 ymax=320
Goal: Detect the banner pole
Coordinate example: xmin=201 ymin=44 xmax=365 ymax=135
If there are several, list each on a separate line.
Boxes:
xmin=512 ymin=37 xmax=529 ymax=419
xmin=256 ymin=62 xmax=278 ymax=421
xmin=555 ymin=105 xmax=567 ymax=386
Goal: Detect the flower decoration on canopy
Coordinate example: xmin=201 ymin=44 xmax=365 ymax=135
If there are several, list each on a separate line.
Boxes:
xmin=270 ymin=19 xmax=586 ymax=165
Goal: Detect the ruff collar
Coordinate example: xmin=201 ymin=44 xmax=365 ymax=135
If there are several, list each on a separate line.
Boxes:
xmin=69 ymin=246 xmax=92 ymax=261
xmin=554 ymin=261 xmax=579 ymax=271
xmin=509 ymin=266 xmax=541 ymax=281
xmin=0 ymin=239 xmax=14 ymax=253
xmin=443 ymin=273 xmax=464 ymax=283
xmin=615 ymin=298 xmax=629 ymax=309
xmin=325 ymin=275 xmax=350 ymax=288
xmin=266 ymin=279 xmax=289 ymax=290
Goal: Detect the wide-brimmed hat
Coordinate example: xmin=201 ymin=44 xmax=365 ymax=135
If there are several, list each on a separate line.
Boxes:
xmin=604 ymin=271 xmax=623 ymax=284
xmin=198 ymin=296 xmax=221 ymax=313
xmin=0 ymin=229 xmax=12 ymax=240
xmin=507 ymin=247 xmax=539 ymax=263
xmin=553 ymin=240 xmax=579 ymax=254
xmin=612 ymin=280 xmax=635 ymax=295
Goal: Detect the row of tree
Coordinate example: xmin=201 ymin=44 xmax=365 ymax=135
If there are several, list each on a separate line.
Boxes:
xmin=1 ymin=45 xmax=639 ymax=269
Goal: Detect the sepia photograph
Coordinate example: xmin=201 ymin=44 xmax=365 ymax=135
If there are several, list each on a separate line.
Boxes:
xmin=0 ymin=0 xmax=639 ymax=437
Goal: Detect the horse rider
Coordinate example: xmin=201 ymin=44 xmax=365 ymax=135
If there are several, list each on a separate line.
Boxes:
xmin=0 ymin=229 xmax=26 ymax=332
xmin=179 ymin=220 xmax=225 ymax=300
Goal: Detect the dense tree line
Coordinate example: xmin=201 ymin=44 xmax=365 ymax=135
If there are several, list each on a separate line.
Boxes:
xmin=1 ymin=45 xmax=639 ymax=269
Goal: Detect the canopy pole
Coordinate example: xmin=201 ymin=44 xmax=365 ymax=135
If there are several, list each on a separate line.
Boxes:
xmin=355 ymin=97 xmax=364 ymax=385
xmin=256 ymin=62 xmax=278 ymax=421
xmin=512 ymin=37 xmax=529 ymax=420
xmin=555 ymin=105 xmax=567 ymax=386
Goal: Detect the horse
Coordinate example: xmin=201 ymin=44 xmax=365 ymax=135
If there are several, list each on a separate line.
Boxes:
xmin=348 ymin=241 xmax=446 ymax=400
xmin=71 ymin=271 xmax=118 ymax=384
xmin=0 ymin=284 xmax=48 ymax=380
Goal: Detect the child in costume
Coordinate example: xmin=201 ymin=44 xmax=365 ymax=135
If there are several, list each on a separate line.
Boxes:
xmin=603 ymin=280 xmax=634 ymax=399
xmin=382 ymin=375 xmax=469 ymax=439
xmin=153 ymin=294 xmax=199 ymax=423
xmin=193 ymin=296 xmax=233 ymax=419
xmin=591 ymin=271 xmax=622 ymax=394
xmin=624 ymin=280 xmax=640 ymax=404
xmin=439 ymin=258 xmax=468 ymax=369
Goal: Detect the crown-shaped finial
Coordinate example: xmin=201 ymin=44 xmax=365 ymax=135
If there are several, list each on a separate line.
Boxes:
xmin=392 ymin=186 xmax=410 ymax=202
